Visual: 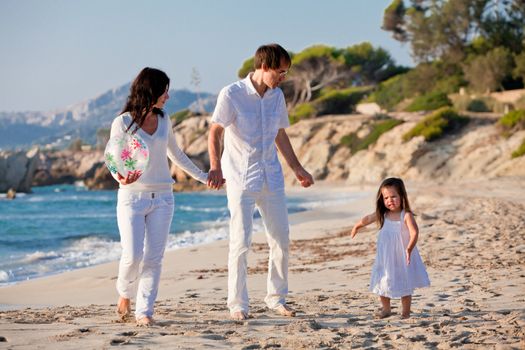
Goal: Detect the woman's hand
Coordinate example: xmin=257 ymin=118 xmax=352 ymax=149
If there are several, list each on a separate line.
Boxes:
xmin=207 ymin=168 xmax=225 ymax=190
xmin=117 ymin=171 xmax=141 ymax=185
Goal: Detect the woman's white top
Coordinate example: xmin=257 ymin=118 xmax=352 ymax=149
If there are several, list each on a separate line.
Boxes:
xmin=109 ymin=112 xmax=207 ymax=192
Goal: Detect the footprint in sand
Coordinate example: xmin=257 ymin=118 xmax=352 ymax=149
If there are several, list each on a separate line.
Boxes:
xmin=201 ymin=334 xmax=226 ymax=341
xmin=118 ymin=331 xmax=138 ymax=337
xmin=110 ymin=338 xmax=129 ymax=345
xmin=438 ymin=293 xmax=451 ymax=300
xmin=409 ymin=334 xmax=427 ymax=342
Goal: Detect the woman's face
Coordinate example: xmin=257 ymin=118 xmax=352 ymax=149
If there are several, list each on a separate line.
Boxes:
xmin=154 ymin=85 xmax=170 ymax=109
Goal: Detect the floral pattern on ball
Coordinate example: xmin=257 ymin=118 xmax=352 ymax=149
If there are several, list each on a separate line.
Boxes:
xmin=104 ymin=133 xmax=149 ymax=177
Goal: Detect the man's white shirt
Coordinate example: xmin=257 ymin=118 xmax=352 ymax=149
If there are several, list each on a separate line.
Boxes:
xmin=211 ymin=73 xmax=290 ymax=192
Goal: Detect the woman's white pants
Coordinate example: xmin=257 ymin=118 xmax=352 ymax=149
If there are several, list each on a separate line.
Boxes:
xmin=226 ymin=185 xmax=290 ymax=314
xmin=116 ymin=190 xmax=174 ymax=319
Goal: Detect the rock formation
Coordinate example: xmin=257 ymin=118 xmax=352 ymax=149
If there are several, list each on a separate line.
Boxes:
xmin=12 ymin=110 xmax=524 ymax=193
xmin=0 ymin=147 xmax=40 ymax=193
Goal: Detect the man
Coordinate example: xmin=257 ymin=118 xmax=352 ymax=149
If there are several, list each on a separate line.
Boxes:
xmin=207 ymin=43 xmax=314 ymax=321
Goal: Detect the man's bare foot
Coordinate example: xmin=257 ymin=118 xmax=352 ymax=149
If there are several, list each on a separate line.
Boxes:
xmin=136 ymin=316 xmax=154 ymax=326
xmin=230 ymin=311 xmax=248 ymax=321
xmin=401 ymin=312 xmax=410 ymax=319
xmin=375 ymin=309 xmax=392 ymax=319
xmin=116 ymin=297 xmax=131 ymax=320
xmin=274 ymin=304 xmax=296 ymax=317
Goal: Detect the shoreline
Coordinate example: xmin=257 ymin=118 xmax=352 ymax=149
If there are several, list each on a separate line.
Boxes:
xmin=0 ymin=179 xmax=523 ymax=349
xmin=0 ymin=182 xmax=364 ymax=290
xmin=0 ymin=182 xmax=370 ymax=308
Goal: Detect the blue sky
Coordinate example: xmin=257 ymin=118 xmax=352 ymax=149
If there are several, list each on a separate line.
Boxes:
xmin=0 ymin=0 xmax=412 ymax=112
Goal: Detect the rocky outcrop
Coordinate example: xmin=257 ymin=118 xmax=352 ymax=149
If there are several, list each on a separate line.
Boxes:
xmin=26 ymin=111 xmax=525 ymax=192
xmin=171 ymin=113 xmax=525 ymax=186
xmin=171 ymin=116 xmax=210 ymax=190
xmin=0 ymin=147 xmax=40 ymax=193
xmin=32 ymin=149 xmax=114 ymax=190
xmin=283 ymin=113 xmax=525 ymax=185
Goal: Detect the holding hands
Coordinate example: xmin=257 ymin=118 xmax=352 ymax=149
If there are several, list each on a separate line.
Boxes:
xmin=207 ymin=168 xmax=226 ymax=190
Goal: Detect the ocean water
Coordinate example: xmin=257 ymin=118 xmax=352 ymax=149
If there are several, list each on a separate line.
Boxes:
xmin=0 ymin=184 xmax=362 ymax=286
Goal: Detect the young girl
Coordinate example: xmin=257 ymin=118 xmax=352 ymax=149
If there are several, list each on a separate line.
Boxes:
xmin=351 ymin=177 xmax=430 ymax=319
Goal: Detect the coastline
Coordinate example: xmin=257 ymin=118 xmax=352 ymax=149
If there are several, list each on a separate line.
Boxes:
xmin=0 ymin=179 xmax=524 ymax=349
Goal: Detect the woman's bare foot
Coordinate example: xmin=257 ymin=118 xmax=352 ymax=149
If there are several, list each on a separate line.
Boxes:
xmin=136 ymin=316 xmax=154 ymax=326
xmin=116 ymin=297 xmax=131 ymax=320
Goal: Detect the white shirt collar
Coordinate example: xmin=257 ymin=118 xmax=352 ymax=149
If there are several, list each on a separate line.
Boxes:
xmin=244 ymin=72 xmax=259 ymax=96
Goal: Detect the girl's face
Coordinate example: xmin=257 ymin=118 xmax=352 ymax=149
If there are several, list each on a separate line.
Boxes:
xmin=154 ymin=85 xmax=170 ymax=109
xmin=381 ymin=186 xmax=401 ymax=212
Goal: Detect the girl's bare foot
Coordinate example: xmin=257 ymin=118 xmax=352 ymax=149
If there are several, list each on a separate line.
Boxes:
xmin=375 ymin=309 xmax=392 ymax=319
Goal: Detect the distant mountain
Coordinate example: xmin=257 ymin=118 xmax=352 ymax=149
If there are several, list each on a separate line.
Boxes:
xmin=0 ymin=84 xmax=216 ymax=150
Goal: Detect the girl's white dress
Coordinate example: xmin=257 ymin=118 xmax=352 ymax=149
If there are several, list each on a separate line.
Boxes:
xmin=370 ymin=210 xmax=430 ymax=298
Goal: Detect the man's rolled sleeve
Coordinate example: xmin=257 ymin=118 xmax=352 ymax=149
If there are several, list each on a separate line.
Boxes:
xmin=211 ymin=88 xmax=236 ymax=127
xmin=276 ymin=91 xmax=290 ymax=129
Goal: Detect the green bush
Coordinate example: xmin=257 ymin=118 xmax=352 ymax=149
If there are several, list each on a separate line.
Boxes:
xmin=340 ymin=133 xmax=358 ymax=149
xmin=341 ymin=118 xmax=403 ymax=154
xmin=512 ymin=138 xmax=525 ymax=158
xmin=289 ymin=103 xmax=316 ymax=124
xmin=170 ymin=109 xmax=192 ymax=125
xmin=403 ymin=107 xmax=469 ymax=142
xmin=452 ymin=95 xmax=495 ymax=112
xmin=368 ymin=75 xmax=405 ymax=110
xmin=466 ymin=99 xmax=490 ymax=112
xmin=238 ymin=58 xmax=254 ymax=78
xmin=315 ymin=87 xmax=371 ymax=115
xmin=291 ymin=45 xmax=342 ymax=65
xmin=499 ymin=109 xmax=525 ymax=131
xmin=405 ymin=91 xmax=452 ymax=112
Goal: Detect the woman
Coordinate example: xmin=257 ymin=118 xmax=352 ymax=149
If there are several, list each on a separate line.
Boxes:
xmin=110 ymin=67 xmax=208 ymax=325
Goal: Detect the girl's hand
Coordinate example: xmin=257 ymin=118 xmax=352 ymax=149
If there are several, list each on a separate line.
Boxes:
xmin=117 ymin=172 xmax=141 ymax=185
xmin=405 ymin=249 xmax=412 ymax=265
xmin=350 ymin=226 xmax=358 ymax=239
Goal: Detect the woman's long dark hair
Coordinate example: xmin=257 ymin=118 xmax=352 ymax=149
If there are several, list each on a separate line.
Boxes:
xmin=122 ymin=67 xmax=169 ymax=133
xmin=375 ymin=177 xmax=412 ymax=228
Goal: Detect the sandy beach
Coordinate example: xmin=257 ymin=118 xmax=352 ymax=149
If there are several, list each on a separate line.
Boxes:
xmin=0 ymin=178 xmax=524 ymax=349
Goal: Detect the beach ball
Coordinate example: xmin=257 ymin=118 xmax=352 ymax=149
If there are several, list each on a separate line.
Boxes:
xmin=104 ymin=132 xmax=149 ymax=178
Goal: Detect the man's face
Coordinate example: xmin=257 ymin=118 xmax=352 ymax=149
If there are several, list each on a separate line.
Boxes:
xmin=263 ymin=60 xmax=289 ymax=89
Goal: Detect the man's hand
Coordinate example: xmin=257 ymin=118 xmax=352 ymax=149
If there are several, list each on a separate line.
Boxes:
xmin=117 ymin=171 xmax=141 ymax=185
xmin=294 ymin=167 xmax=314 ymax=188
xmin=207 ymin=168 xmax=225 ymax=190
